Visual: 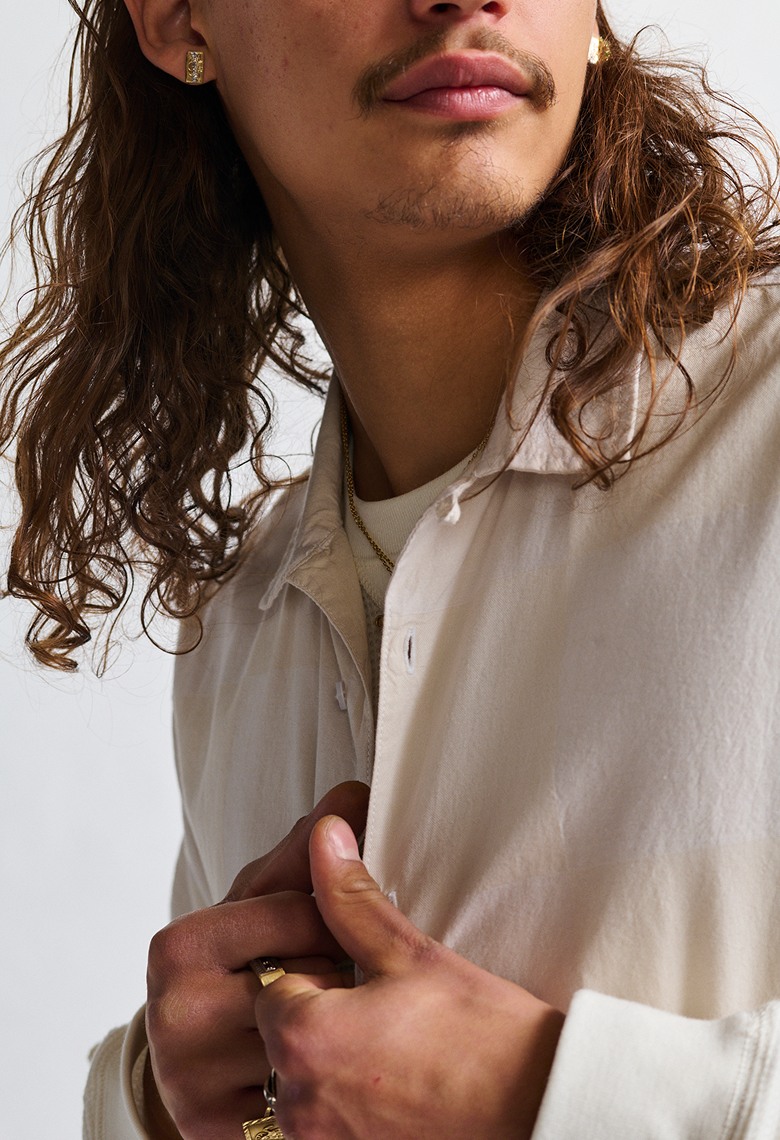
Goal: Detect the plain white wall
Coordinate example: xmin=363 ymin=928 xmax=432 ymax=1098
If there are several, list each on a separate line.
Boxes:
xmin=1 ymin=2 xmax=778 ymax=1136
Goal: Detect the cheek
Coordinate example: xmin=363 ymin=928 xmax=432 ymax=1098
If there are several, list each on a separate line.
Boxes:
xmin=542 ymin=17 xmax=594 ymax=137
xmin=524 ymin=0 xmax=595 ymax=86
xmin=212 ymin=9 xmax=356 ymax=167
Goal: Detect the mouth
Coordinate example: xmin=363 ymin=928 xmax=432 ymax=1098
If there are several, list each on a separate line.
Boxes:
xmin=381 ymin=52 xmax=534 ymax=120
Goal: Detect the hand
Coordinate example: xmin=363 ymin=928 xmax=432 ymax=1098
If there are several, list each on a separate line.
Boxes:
xmin=255 ymin=816 xmax=565 ymax=1140
xmin=143 ymin=782 xmax=370 ymax=1140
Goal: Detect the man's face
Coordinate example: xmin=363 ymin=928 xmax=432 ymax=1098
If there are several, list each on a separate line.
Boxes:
xmin=195 ymin=0 xmax=597 ymax=240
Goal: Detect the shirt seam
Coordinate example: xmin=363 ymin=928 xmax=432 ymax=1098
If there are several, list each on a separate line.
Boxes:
xmin=719 ymin=1005 xmax=769 ymax=1140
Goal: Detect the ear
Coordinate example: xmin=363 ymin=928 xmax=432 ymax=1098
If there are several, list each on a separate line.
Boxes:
xmin=123 ymin=0 xmax=216 ymax=84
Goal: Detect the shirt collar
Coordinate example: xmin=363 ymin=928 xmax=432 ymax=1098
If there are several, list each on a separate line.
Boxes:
xmin=257 ymin=382 xmax=345 ymax=612
xmin=424 ymin=310 xmax=641 ymax=524
xmin=259 ymin=314 xmax=641 ymax=606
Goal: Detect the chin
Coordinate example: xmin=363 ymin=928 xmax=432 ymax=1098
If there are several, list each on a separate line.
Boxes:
xmin=362 ymin=128 xmax=556 ymax=234
xmin=363 ymin=172 xmax=543 ymax=234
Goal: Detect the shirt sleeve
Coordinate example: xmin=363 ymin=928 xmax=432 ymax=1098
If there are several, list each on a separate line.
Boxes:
xmin=83 ymin=1005 xmax=150 ymax=1140
xmin=82 ymin=702 xmax=213 ymax=1140
xmin=533 ymin=990 xmax=780 ymax=1139
xmin=81 ymin=848 xmax=205 ymax=1138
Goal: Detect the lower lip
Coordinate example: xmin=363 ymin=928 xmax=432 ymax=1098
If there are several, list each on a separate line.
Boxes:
xmin=384 ymin=86 xmax=525 ymax=120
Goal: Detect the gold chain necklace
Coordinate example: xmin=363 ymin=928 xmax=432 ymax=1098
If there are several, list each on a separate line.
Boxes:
xmin=340 ymin=397 xmax=495 ymax=574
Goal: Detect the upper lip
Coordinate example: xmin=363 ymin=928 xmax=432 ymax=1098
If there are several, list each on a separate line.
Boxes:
xmin=382 ymin=52 xmax=532 ymax=102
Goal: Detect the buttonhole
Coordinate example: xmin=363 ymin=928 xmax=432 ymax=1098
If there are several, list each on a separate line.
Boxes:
xmin=403 ymin=628 xmax=416 ymax=674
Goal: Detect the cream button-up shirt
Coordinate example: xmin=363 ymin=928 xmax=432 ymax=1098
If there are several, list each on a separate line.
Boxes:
xmin=85 ymin=279 xmax=780 ymax=1138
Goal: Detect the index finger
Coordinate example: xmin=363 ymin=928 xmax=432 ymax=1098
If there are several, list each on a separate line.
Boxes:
xmin=225 ymin=781 xmax=370 ymax=901
xmin=154 ymin=891 xmax=345 ymax=974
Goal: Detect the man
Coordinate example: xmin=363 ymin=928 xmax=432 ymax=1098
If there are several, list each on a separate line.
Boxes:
xmin=1 ymin=0 xmax=778 ymax=1137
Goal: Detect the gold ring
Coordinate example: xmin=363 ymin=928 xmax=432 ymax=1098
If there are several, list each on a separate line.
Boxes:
xmin=242 ymin=1112 xmax=285 ymax=1139
xmin=249 ymin=957 xmax=286 ymax=987
xmin=244 ymin=962 xmax=286 ymax=1135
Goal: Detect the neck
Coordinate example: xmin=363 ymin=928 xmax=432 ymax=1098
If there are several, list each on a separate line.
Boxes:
xmin=277 ymin=221 xmax=539 ymax=500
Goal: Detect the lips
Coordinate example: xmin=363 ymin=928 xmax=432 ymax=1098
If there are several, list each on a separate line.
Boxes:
xmin=382 ymin=52 xmax=533 ymax=103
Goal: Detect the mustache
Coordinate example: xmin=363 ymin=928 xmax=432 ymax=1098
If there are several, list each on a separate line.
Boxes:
xmin=353 ymin=28 xmax=557 ymax=117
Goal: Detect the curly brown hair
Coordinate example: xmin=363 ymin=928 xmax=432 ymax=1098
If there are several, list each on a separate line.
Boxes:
xmin=1 ymin=1 xmax=779 ymax=670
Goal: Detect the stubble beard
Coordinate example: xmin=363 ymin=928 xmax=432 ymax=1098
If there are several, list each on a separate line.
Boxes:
xmin=362 ymin=122 xmax=545 ymax=233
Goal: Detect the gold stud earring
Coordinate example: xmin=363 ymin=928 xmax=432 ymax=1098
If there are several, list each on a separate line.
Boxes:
xmin=185 ymin=49 xmax=206 ymax=86
xmin=588 ymin=35 xmax=611 ymax=65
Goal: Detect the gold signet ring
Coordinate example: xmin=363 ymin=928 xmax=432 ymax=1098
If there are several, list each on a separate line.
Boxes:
xmin=249 ymin=957 xmax=286 ymax=987
xmin=244 ymin=963 xmax=286 ymax=1135
xmin=242 ymin=1110 xmax=285 ymax=1139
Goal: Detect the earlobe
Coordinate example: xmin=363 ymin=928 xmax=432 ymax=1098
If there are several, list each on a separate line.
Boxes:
xmin=122 ymin=0 xmax=216 ymax=84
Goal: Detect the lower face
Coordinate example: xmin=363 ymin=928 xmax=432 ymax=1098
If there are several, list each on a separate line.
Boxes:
xmin=199 ymin=0 xmax=597 ymax=242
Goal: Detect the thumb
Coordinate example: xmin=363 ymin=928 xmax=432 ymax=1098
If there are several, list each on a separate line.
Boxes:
xmin=309 ymin=815 xmax=436 ymax=979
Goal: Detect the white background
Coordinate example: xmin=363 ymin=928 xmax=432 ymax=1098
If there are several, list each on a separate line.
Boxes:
xmin=1 ymin=2 xmax=778 ymax=1136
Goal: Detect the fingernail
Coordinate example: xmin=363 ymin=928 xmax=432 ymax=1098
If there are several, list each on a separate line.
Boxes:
xmin=327 ymin=817 xmax=361 ymax=861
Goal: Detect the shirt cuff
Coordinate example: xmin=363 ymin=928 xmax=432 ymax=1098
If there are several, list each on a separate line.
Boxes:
xmin=532 ymin=990 xmax=780 ymax=1139
xmin=83 ymin=1006 xmax=150 ymax=1139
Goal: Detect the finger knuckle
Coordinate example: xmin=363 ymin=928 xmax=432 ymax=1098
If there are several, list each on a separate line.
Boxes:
xmin=335 ymin=874 xmax=380 ymax=906
xmin=147 ymin=917 xmax=195 ymax=979
xmin=146 ymin=987 xmax=194 ymax=1046
xmin=403 ymin=926 xmax=444 ymax=968
xmin=271 ymin=1002 xmax=319 ymax=1076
